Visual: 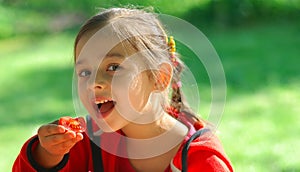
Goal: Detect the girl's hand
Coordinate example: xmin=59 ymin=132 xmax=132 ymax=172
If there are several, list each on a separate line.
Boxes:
xmin=37 ymin=123 xmax=83 ymax=156
xmin=32 ymin=121 xmax=84 ymax=168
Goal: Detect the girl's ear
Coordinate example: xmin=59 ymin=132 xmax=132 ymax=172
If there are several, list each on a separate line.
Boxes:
xmin=154 ymin=63 xmax=173 ymax=91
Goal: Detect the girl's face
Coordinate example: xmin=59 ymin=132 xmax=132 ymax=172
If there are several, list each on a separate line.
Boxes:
xmin=75 ymin=32 xmax=157 ymax=132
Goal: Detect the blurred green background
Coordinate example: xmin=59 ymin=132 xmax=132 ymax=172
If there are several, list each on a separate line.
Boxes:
xmin=1 ymin=0 xmax=299 ymax=171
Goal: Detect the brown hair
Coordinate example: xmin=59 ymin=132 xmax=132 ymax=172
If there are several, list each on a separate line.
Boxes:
xmin=74 ymin=7 xmax=203 ymax=127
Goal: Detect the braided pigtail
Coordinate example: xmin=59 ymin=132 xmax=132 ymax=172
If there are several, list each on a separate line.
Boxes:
xmin=168 ymin=36 xmax=183 ymax=113
xmin=165 ymin=36 xmax=205 ymax=130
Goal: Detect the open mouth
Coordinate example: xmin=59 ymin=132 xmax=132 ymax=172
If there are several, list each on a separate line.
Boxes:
xmin=96 ymin=100 xmax=116 ymax=118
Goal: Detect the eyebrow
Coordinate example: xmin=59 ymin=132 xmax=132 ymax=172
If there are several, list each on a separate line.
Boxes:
xmin=76 ymin=52 xmax=125 ymax=66
xmin=106 ymin=52 xmax=124 ymax=58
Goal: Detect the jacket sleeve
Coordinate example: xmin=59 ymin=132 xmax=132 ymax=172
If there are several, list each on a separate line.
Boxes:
xmin=171 ymin=132 xmax=234 ymax=172
xmin=12 ymin=136 xmax=36 ymax=172
xmin=12 ymin=134 xmax=92 ymax=172
xmin=185 ymin=135 xmax=234 ymax=172
xmin=187 ymin=150 xmax=233 ymax=172
xmin=12 ymin=135 xmax=69 ymax=172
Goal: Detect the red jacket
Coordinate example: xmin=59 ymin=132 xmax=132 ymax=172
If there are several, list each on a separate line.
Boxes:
xmin=13 ymin=119 xmax=233 ymax=172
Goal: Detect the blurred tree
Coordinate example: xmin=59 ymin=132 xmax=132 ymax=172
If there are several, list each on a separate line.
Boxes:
xmin=183 ymin=0 xmax=300 ymax=28
xmin=1 ymin=0 xmax=299 ymax=38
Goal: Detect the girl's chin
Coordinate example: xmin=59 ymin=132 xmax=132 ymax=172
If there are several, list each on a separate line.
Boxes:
xmin=98 ymin=122 xmax=124 ymax=133
xmin=90 ymin=112 xmax=124 ymax=132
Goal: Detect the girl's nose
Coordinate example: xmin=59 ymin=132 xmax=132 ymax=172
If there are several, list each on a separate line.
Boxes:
xmin=90 ymin=72 xmax=107 ymax=90
xmin=93 ymin=80 xmax=106 ymax=90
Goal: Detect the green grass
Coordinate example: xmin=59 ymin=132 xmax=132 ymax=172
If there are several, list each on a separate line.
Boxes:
xmin=205 ymin=20 xmax=300 ymax=171
xmin=219 ymin=84 xmax=300 ymax=171
xmin=1 ymin=21 xmax=299 ymax=171
xmin=208 ymin=20 xmax=300 ymax=171
xmin=0 ymin=33 xmax=75 ymax=170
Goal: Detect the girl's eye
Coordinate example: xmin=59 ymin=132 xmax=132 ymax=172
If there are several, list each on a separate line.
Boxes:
xmin=78 ymin=70 xmax=91 ymax=77
xmin=107 ymin=64 xmax=121 ymax=71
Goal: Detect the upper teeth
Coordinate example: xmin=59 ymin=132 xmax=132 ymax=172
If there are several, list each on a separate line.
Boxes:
xmin=97 ymin=100 xmax=110 ymax=104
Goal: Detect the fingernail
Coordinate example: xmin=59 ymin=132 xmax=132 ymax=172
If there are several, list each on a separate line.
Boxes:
xmin=58 ymin=126 xmax=65 ymax=133
xmin=77 ymin=133 xmax=84 ymax=140
xmin=69 ymin=131 xmax=76 ymax=138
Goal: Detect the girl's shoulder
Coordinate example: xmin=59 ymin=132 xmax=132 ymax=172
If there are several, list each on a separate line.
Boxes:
xmin=171 ymin=129 xmax=234 ymax=172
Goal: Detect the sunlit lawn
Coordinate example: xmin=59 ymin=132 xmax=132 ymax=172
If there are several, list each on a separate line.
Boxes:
xmin=1 ymin=21 xmax=299 ymax=171
xmin=0 ymin=33 xmax=75 ymax=170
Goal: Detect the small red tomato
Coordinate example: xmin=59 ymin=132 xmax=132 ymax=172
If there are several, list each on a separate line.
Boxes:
xmin=58 ymin=117 xmax=86 ymax=133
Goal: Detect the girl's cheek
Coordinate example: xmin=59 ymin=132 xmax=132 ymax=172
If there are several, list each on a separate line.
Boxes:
xmin=77 ymin=83 xmax=84 ymax=96
xmin=77 ymin=81 xmax=89 ymax=101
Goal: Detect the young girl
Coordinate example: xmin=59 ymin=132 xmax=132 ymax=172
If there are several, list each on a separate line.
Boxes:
xmin=13 ymin=7 xmax=233 ymax=172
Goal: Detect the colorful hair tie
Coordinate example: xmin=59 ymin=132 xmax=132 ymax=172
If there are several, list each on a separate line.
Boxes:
xmin=172 ymin=81 xmax=182 ymax=89
xmin=167 ymin=36 xmax=179 ymax=67
xmin=165 ymin=106 xmax=179 ymax=119
xmin=168 ymin=36 xmax=176 ymax=53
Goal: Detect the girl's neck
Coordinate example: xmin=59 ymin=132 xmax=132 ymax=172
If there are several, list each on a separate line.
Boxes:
xmin=121 ymin=112 xmax=184 ymax=139
xmin=121 ymin=113 xmax=189 ymax=159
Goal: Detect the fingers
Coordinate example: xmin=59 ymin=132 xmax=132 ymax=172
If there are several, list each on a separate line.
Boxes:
xmin=37 ymin=123 xmax=84 ymax=156
xmin=49 ymin=133 xmax=83 ymax=155
xmin=37 ymin=124 xmax=66 ymax=137
xmin=43 ymin=130 xmax=76 ymax=145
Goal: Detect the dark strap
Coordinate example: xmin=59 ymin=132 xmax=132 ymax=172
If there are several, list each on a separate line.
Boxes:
xmin=181 ymin=128 xmax=210 ymax=172
xmin=86 ymin=116 xmax=104 ymax=172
